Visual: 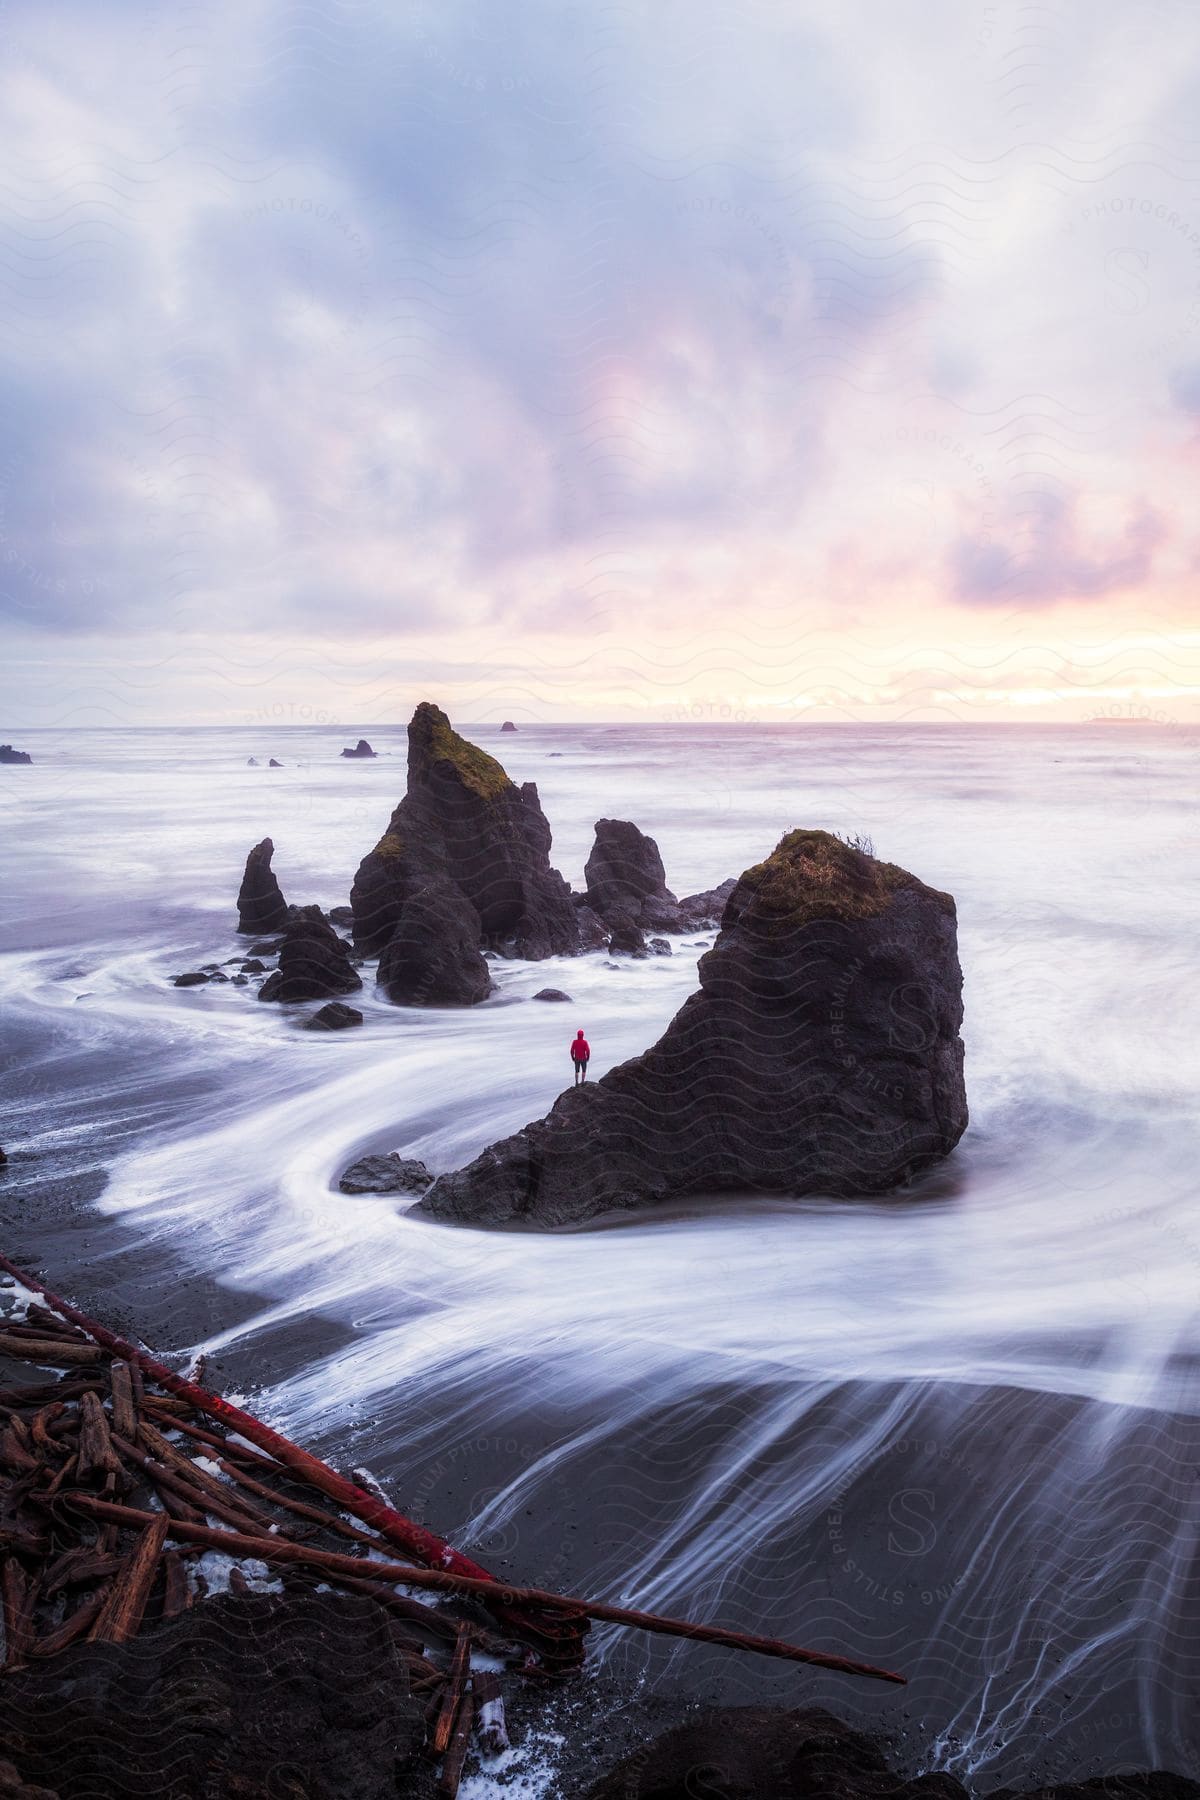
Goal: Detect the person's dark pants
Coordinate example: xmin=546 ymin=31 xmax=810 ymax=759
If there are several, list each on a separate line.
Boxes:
xmin=573 ymin=1057 xmax=589 ymax=1085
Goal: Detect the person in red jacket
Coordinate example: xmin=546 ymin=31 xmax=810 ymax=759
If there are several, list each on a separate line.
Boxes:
xmin=570 ymin=1028 xmax=590 ymax=1085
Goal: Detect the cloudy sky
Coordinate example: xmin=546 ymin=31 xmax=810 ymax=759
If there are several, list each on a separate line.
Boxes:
xmin=2 ymin=0 xmax=1200 ymax=726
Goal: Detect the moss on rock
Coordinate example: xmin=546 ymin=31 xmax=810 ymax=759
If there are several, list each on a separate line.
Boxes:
xmin=739 ymin=829 xmax=953 ymax=931
xmin=414 ymin=702 xmax=511 ymax=801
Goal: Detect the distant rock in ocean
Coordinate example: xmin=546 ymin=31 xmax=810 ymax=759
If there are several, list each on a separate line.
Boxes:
xmin=500 ymin=720 xmax=518 ymax=732
xmin=417 ymin=830 xmax=968 ymax=1228
xmin=342 ymin=739 xmax=377 ymax=759
xmin=533 ymin=988 xmax=572 ymax=1002
xmin=351 ymin=703 xmax=578 ymax=980
xmin=268 ymin=758 xmax=283 ymax=768
xmin=0 ymin=745 xmax=32 ymax=765
xmin=258 ymin=907 xmax=362 ymax=1004
xmin=237 ymin=839 xmax=289 ymax=935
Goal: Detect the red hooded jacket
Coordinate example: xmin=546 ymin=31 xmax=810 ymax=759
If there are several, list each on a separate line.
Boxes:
xmin=571 ymin=1032 xmax=590 ymax=1062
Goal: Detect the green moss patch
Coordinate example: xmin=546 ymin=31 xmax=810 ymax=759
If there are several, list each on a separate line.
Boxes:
xmin=414 ymin=703 xmax=512 ymax=802
xmin=740 ymin=829 xmax=952 ymax=928
xmin=372 ymin=831 xmax=407 ymax=860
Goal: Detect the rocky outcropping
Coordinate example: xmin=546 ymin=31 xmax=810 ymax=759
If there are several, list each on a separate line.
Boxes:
xmin=237 ymin=839 xmax=289 ymax=935
xmin=339 ymin=1153 xmax=433 ymax=1195
xmin=416 ymin=830 xmax=968 ymax=1228
xmin=583 ymin=820 xmax=736 ymax=935
xmin=583 ymin=1707 xmax=963 ymax=1800
xmin=500 ymin=719 xmax=518 ymax=731
xmin=0 ymin=744 xmax=32 ymax=765
xmin=342 ymin=739 xmax=377 ymax=758
xmin=377 ymin=882 xmax=492 ymax=1006
xmin=0 ymin=1591 xmax=435 ymax=1800
xmin=676 ymin=875 xmax=738 ymax=929
xmin=351 ymin=704 xmax=578 ymax=967
xmin=585 ymin=819 xmax=679 ymax=930
xmin=582 ymin=1707 xmax=1200 ymax=1800
xmin=258 ymin=907 xmax=362 ymax=1004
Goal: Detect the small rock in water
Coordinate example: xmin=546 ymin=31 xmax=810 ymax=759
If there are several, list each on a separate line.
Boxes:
xmin=240 ymin=959 xmax=267 ymax=974
xmin=0 ymin=744 xmax=32 ymax=765
xmin=500 ymin=719 xmax=518 ymax=732
xmin=648 ymin=937 xmax=672 ymax=955
xmin=533 ymin=988 xmax=573 ymax=1002
xmin=173 ymin=972 xmax=210 ymax=987
xmin=230 ymin=974 xmax=249 ymax=986
xmin=268 ymin=758 xmax=283 ymax=768
xmin=304 ymin=1002 xmax=364 ymax=1031
xmin=247 ymin=941 xmax=281 ymax=957
xmin=341 ymin=738 xmax=377 ymax=759
xmin=339 ymin=1154 xmax=433 ymax=1195
xmin=246 ymin=757 xmax=259 ymax=767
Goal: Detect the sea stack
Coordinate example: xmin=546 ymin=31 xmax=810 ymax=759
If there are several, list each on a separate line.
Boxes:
xmin=0 ymin=744 xmax=32 ymax=765
xmin=350 ymin=703 xmax=578 ymax=965
xmin=585 ymin=819 xmax=679 ymax=931
xmin=342 ymin=739 xmax=377 ymax=759
xmin=236 ymin=839 xmax=289 ymax=934
xmin=416 ymin=830 xmax=968 ymax=1227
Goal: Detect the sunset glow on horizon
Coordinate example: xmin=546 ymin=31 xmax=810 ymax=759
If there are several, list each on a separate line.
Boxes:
xmin=1 ymin=2 xmax=1198 ymax=726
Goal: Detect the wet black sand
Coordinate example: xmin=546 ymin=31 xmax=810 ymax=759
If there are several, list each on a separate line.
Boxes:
xmin=2 ymin=1141 xmax=1198 ymax=1796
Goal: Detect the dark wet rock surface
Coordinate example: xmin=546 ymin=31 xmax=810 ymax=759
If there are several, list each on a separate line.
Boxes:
xmin=236 ymin=838 xmax=289 ymax=935
xmin=258 ymin=908 xmax=362 ymax=1004
xmin=339 ymin=1153 xmax=434 ymax=1194
xmin=418 ymin=830 xmax=968 ymax=1228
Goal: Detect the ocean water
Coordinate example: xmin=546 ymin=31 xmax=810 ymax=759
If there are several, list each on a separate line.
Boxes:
xmin=2 ymin=722 xmax=1198 ymax=1791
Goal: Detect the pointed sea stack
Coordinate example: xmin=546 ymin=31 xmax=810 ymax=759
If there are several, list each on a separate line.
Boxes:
xmin=237 ymin=839 xmax=289 ymax=935
xmin=416 ymin=830 xmax=968 ymax=1228
xmin=350 ymin=703 xmax=578 ymax=964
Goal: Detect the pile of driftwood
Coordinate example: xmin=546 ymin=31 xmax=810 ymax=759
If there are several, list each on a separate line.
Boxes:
xmin=0 ymin=1255 xmax=904 ymax=1797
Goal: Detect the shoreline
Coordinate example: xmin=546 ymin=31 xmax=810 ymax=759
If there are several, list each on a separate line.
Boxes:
xmin=2 ymin=1153 xmax=1198 ymax=1796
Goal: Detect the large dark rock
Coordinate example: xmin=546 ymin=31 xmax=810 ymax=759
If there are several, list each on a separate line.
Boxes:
xmin=585 ymin=818 xmax=679 ymax=929
xmin=0 ymin=1591 xmax=434 ymax=1800
xmin=377 ymin=882 xmax=492 ymax=1005
xmin=236 ymin=838 xmax=289 ymax=935
xmin=339 ymin=1153 xmax=433 ymax=1195
xmin=258 ymin=907 xmax=362 ymax=1004
xmin=500 ymin=719 xmax=518 ymax=731
xmin=416 ymin=830 xmax=968 ymax=1228
xmin=342 ymin=738 xmax=377 ymax=758
xmin=351 ymin=703 xmax=578 ymax=964
xmin=0 ymin=744 xmax=32 ymax=765
xmin=583 ymin=1707 xmax=967 ymax=1800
